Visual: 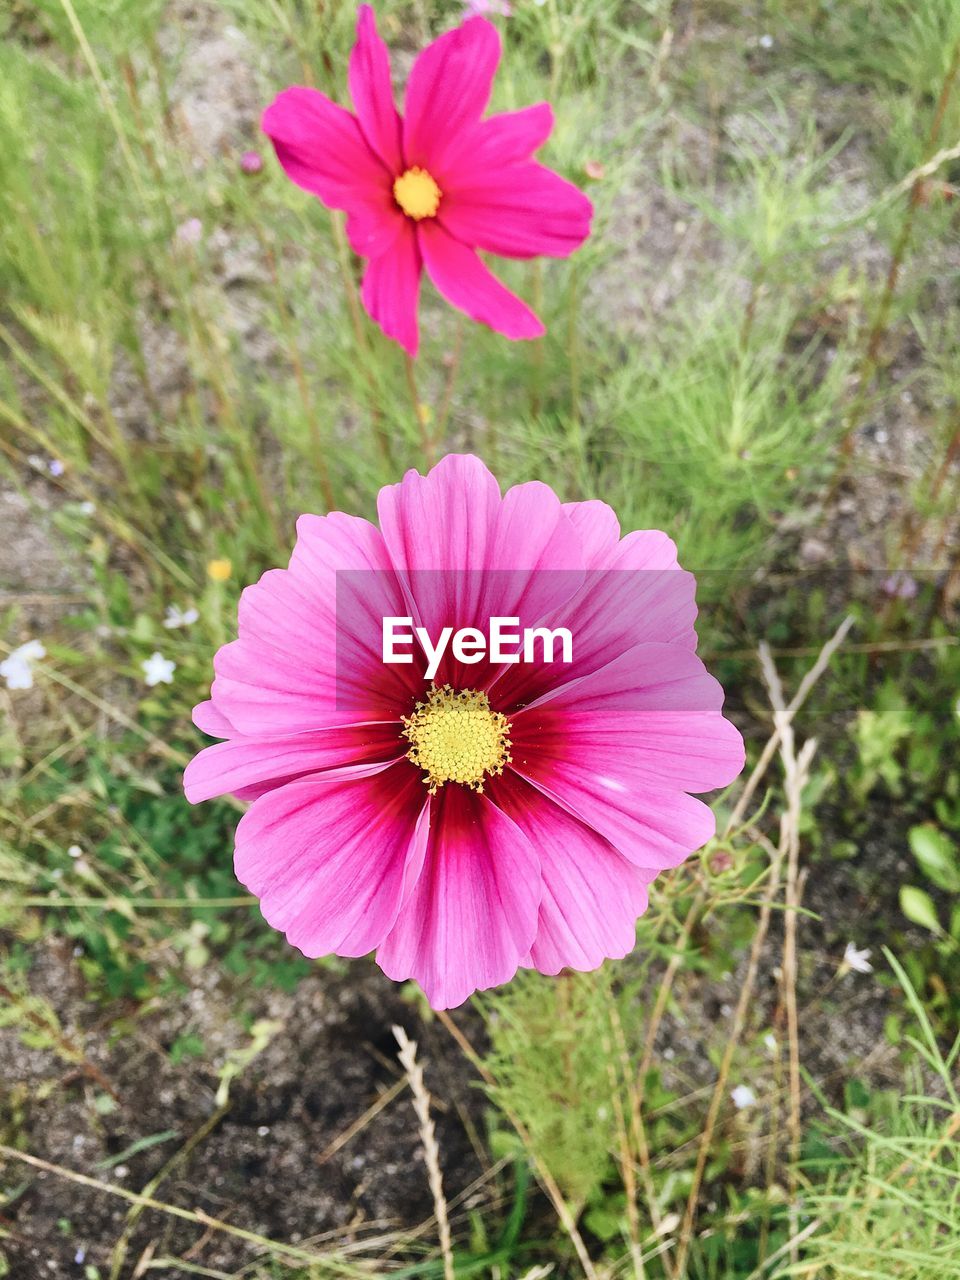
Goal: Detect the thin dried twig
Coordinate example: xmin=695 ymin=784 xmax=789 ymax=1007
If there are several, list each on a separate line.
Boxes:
xmin=393 ymin=1025 xmax=455 ymax=1280
xmin=759 ymin=643 xmax=816 ymax=1267
xmin=108 ymin=1104 xmax=230 ymax=1280
xmin=726 ymin=614 xmax=854 ymax=836
xmin=316 ymin=1076 xmax=408 ymax=1167
xmin=672 ymin=735 xmax=817 ymax=1277
xmin=0 ymin=1145 xmax=339 ymax=1269
xmin=645 ymin=616 xmax=852 ymax=1276
xmin=436 ymin=1009 xmax=599 ymax=1280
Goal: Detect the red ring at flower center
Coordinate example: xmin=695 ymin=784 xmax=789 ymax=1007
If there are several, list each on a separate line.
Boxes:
xmin=393 ymin=166 xmax=442 ymax=220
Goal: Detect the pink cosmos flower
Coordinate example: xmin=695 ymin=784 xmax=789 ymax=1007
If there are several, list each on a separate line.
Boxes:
xmin=184 ymin=456 xmax=744 ymax=1009
xmin=261 ymin=7 xmax=592 ymax=356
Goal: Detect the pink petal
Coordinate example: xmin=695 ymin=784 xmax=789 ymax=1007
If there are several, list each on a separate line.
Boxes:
xmin=262 ymin=86 xmax=391 ymax=213
xmin=360 ymin=218 xmax=422 ymax=355
xmin=509 ymin=644 xmax=745 ymax=870
xmin=235 ymin=762 xmax=429 ymax=959
xmin=346 ymin=202 xmax=407 ymax=260
xmin=453 ymin=104 xmax=555 ymax=170
xmin=560 ymin=499 xmax=622 ymax=567
xmin=404 ymin=17 xmax=501 ymax=175
xmin=517 ymin=643 xmax=745 ymax=786
xmin=491 ymin=774 xmax=653 ymax=975
xmin=210 ymin=512 xmax=415 ymax=736
xmin=490 ymin=525 xmax=698 ymax=707
xmin=418 ymin=220 xmax=544 ymax=339
xmin=441 ymin=162 xmax=593 ymax=259
xmin=184 ymin=723 xmax=404 ymax=804
xmin=376 ymin=454 xmax=583 ymax=685
xmin=192 ymin=698 xmax=236 ymax=738
xmin=349 ymin=5 xmax=403 ymax=173
xmin=377 ymin=784 xmax=541 ymax=1009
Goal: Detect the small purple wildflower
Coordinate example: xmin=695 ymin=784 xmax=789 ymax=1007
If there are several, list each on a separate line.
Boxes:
xmin=241 ymin=149 xmax=264 ymax=174
xmin=880 ymin=571 xmax=918 ymax=600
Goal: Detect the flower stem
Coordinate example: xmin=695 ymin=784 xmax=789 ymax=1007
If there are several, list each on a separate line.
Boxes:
xmin=405 ymin=355 xmax=435 ymax=464
xmin=261 ymin=238 xmax=336 ymax=511
xmin=435 ymin=315 xmax=466 ymax=446
xmin=530 ymin=261 xmax=545 ymax=418
xmin=840 ymin=36 xmax=960 ymax=460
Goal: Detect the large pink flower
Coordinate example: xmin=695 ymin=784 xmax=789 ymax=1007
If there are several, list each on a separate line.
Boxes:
xmin=261 ymin=6 xmax=593 ymax=356
xmin=185 ymin=456 xmax=744 ymax=1009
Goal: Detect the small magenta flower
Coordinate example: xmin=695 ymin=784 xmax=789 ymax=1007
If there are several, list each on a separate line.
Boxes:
xmin=262 ymin=6 xmax=592 ymax=355
xmin=185 ymin=455 xmax=743 ymax=1009
xmin=240 ymin=149 xmax=264 ymax=174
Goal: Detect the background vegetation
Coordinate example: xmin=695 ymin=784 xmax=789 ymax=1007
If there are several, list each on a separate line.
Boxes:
xmin=1 ymin=0 xmax=959 ymax=1276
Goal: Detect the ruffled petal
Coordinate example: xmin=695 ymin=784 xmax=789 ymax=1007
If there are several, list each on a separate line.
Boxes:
xmin=209 ymin=512 xmax=416 ymax=736
xmin=261 ymin=86 xmax=391 ymax=213
xmin=404 ymin=17 xmax=501 ymax=174
xmin=509 ymin=643 xmax=745 ymax=869
xmin=235 ymin=762 xmax=429 ymax=959
xmin=349 ymin=5 xmax=403 ymax=173
xmin=377 ymin=784 xmax=541 ymax=1009
xmin=441 ymin=162 xmax=593 ymax=259
xmin=184 ymin=723 xmax=404 ymax=804
xmin=418 ymin=219 xmax=544 ymax=339
xmin=192 ymin=698 xmax=236 ymax=738
xmin=560 ymin=499 xmax=622 ymax=567
xmin=360 ymin=218 xmax=422 ymax=355
xmin=491 ymin=525 xmax=698 ymax=706
xmin=375 ymin=454 xmax=583 ymax=686
xmin=490 ymin=774 xmax=653 ymax=975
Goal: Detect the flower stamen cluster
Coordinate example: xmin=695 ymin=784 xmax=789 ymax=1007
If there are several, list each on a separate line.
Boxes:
xmin=402 ymin=684 xmax=511 ymax=794
xmin=393 ymin=166 xmax=442 ymax=220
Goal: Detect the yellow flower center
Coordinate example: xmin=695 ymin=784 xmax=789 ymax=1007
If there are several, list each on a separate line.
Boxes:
xmin=402 ymin=685 xmax=512 ymax=795
xmin=393 ymin=166 xmax=442 ymax=220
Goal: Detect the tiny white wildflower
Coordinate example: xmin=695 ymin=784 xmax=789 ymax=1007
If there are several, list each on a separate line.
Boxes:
xmin=763 ymin=1032 xmax=777 ymax=1054
xmin=67 ymin=844 xmax=83 ymax=859
xmin=731 ymin=1085 xmax=757 ymax=1110
xmin=163 ymin=604 xmax=199 ymax=629
xmin=842 ymin=941 xmax=873 ymax=974
xmin=79 ymin=500 xmax=96 ymax=516
xmin=142 ymin=652 xmax=176 ymax=687
xmin=759 ymin=33 xmax=774 ymax=49
xmin=1 ymin=640 xmax=46 ymax=690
